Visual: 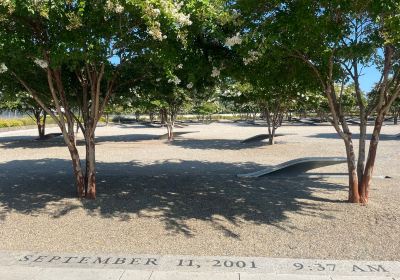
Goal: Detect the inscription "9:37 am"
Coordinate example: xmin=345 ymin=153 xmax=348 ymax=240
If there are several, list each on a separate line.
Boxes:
xmin=293 ymin=262 xmax=390 ymax=273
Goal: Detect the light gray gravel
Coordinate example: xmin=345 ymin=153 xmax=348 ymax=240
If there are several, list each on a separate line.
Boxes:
xmin=0 ymin=122 xmax=399 ymax=260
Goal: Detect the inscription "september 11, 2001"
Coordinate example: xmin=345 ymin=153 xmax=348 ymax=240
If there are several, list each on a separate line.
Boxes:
xmin=16 ymin=254 xmax=399 ymax=277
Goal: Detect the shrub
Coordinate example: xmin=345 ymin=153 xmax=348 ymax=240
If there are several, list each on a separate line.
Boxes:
xmin=0 ymin=119 xmax=24 ymax=128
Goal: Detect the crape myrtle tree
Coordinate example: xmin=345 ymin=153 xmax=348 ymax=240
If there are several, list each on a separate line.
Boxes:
xmin=0 ymin=64 xmax=53 ymax=138
xmin=246 ymin=59 xmax=319 ymax=145
xmin=221 ymin=80 xmax=312 ymax=145
xmin=130 ymin=0 xmax=233 ymax=141
xmin=221 ymin=45 xmax=319 ymax=145
xmin=153 ymin=7 xmax=234 ymax=140
xmin=192 ymin=99 xmax=220 ymax=122
xmin=0 ymin=0 xmax=197 ymax=199
xmin=293 ymin=90 xmax=329 ymax=121
xmin=219 ymin=13 xmax=320 ymax=144
xmin=391 ymin=97 xmax=400 ymax=125
xmin=292 ymin=84 xmax=359 ymax=122
xmin=129 ymin=77 xmax=191 ymax=141
xmin=0 ymin=91 xmax=48 ymax=138
xmin=254 ymin=84 xmax=298 ymax=145
xmin=219 ymin=81 xmax=255 ymax=118
xmin=232 ymin=0 xmax=400 ymax=203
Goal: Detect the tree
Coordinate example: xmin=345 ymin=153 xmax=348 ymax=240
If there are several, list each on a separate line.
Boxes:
xmin=222 ymin=40 xmax=319 ymax=145
xmin=0 ymin=91 xmax=48 ymax=138
xmin=127 ymin=0 xmax=231 ymax=141
xmin=0 ymin=0 xmax=196 ymax=198
xmin=231 ymin=0 xmax=400 ymax=203
xmin=192 ymin=100 xmax=219 ymax=121
xmin=391 ymin=97 xmax=400 ymax=125
xmin=0 ymin=67 xmax=52 ymax=138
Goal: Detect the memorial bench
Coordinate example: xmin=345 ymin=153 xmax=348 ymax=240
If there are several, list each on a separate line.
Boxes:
xmin=157 ymin=131 xmax=195 ymax=140
xmin=237 ymin=157 xmax=347 ymax=178
xmin=241 ymin=134 xmax=285 ymax=144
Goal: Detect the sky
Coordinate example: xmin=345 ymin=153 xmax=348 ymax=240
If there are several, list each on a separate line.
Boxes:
xmin=359 ymin=65 xmax=381 ymax=93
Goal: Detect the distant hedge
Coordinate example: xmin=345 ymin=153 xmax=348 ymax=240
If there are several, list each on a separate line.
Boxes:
xmin=0 ymin=116 xmax=107 ymax=128
xmin=0 ymin=117 xmax=55 ymax=128
xmin=0 ymin=119 xmax=25 ymax=128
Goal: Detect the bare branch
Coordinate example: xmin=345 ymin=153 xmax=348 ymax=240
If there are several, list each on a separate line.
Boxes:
xmin=11 ymin=71 xmax=60 ymax=127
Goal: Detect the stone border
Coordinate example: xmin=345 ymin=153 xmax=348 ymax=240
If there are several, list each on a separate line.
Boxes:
xmin=0 ymin=251 xmax=399 ymax=278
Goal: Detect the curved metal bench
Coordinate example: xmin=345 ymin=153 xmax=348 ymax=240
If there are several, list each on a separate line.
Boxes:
xmin=241 ymin=134 xmax=285 ymax=144
xmin=237 ymin=157 xmax=347 ymax=178
xmin=157 ymin=131 xmax=195 ymax=140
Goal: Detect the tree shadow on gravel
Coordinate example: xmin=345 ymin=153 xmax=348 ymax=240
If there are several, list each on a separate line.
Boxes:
xmin=308 ymin=133 xmax=399 ymax=141
xmin=0 ymin=134 xmax=164 ymax=149
xmin=0 ymin=135 xmax=276 ymax=150
xmin=0 ymin=159 xmax=347 ymax=238
xmin=169 ymin=138 xmax=288 ymax=150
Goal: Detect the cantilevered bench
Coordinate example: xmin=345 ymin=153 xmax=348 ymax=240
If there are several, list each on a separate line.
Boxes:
xmin=346 ymin=118 xmax=361 ymax=125
xmin=157 ymin=131 xmax=195 ymax=140
xmin=138 ymin=121 xmax=162 ymax=128
xmin=292 ymin=118 xmax=319 ymax=126
xmin=237 ymin=157 xmax=347 ymax=178
xmin=241 ymin=134 xmax=285 ymax=144
xmin=34 ymin=133 xmax=63 ymax=141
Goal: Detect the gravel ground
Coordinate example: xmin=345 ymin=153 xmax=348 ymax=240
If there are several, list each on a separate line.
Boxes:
xmin=0 ymin=121 xmax=399 ymax=260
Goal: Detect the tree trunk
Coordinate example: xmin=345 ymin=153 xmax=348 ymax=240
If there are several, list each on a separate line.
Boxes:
xmin=269 ymin=126 xmax=276 ymax=145
xmin=68 ymin=144 xmax=85 ymax=198
xmin=167 ymin=124 xmax=173 ymax=141
xmin=350 ymin=60 xmax=368 ymax=190
xmin=264 ymin=107 xmax=275 ymax=145
xmin=160 ymin=109 xmax=166 ymax=125
xmin=394 ymin=114 xmax=398 ymax=125
xmin=359 ymin=114 xmax=384 ymax=203
xmin=34 ymin=110 xmax=46 ymax=139
xmin=343 ymin=138 xmax=360 ymax=203
xmin=86 ymin=131 xmax=96 ymax=199
xmin=357 ymin=117 xmax=367 ymax=188
xmin=165 ymin=109 xmax=177 ymax=142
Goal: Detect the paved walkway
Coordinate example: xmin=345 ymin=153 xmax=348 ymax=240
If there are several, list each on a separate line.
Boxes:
xmin=0 ymin=251 xmax=399 ymax=279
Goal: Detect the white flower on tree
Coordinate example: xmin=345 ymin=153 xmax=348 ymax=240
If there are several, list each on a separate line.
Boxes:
xmin=115 ymin=4 xmax=124 ymax=13
xmin=156 ymin=78 xmax=162 ymax=82
xmin=243 ymin=50 xmax=261 ymax=65
xmin=211 ymin=67 xmax=220 ymax=78
xmin=168 ymin=76 xmax=181 ymax=85
xmin=106 ymin=0 xmax=124 ymax=14
xmin=186 ymin=82 xmax=193 ymax=89
xmin=0 ymin=63 xmax=8 ymax=73
xmin=160 ymin=0 xmax=192 ymax=27
xmin=0 ymin=0 xmax=15 ymax=13
xmin=175 ymin=13 xmax=192 ymax=26
xmin=34 ymin=58 xmax=48 ymax=69
xmin=177 ymin=64 xmax=183 ymax=69
xmin=144 ymin=5 xmax=161 ymax=18
xmin=153 ymin=8 xmax=161 ymax=16
xmin=225 ymin=32 xmax=242 ymax=47
xmin=148 ymin=26 xmax=163 ymax=41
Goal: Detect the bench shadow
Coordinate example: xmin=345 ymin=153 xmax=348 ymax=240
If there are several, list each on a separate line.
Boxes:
xmin=0 ymin=159 xmax=347 ymax=238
